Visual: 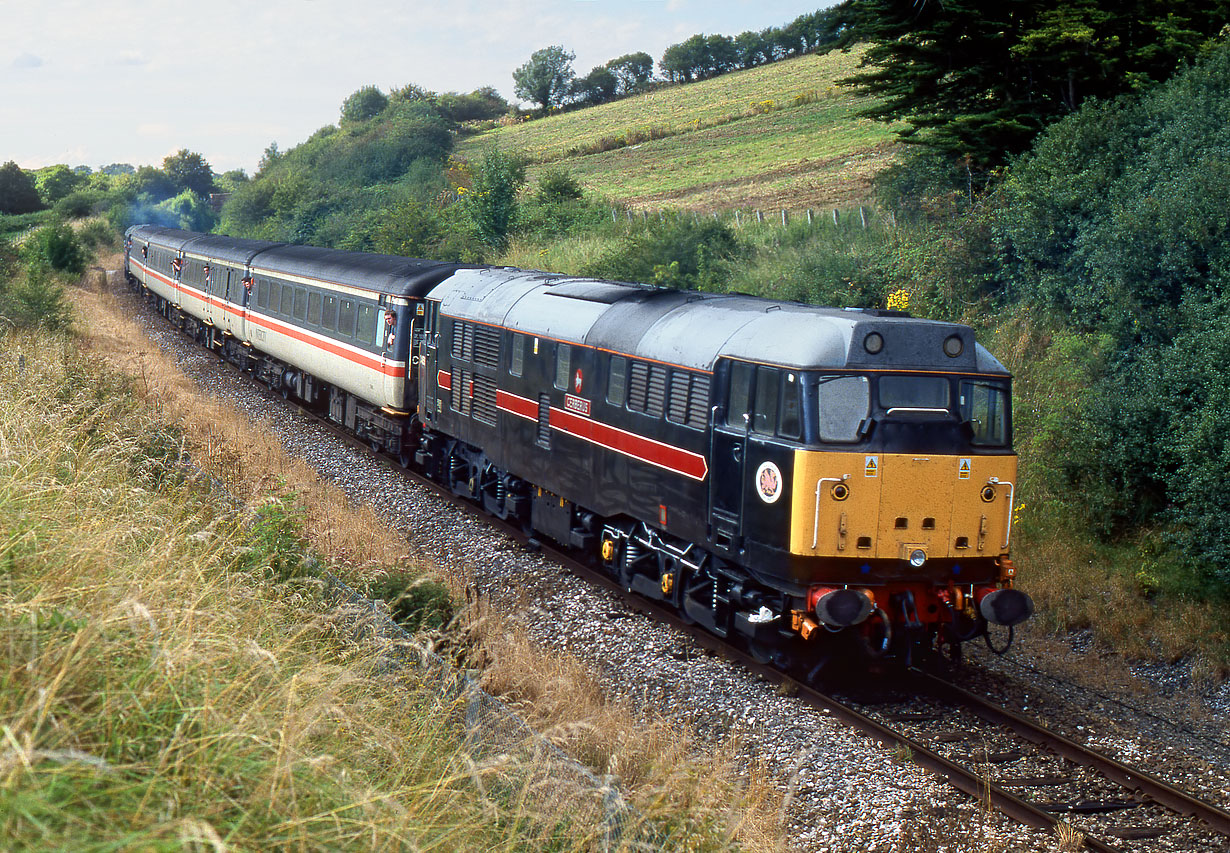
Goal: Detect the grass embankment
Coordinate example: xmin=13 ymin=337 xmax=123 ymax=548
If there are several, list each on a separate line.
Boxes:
xmin=457 ymin=50 xmax=897 ymax=212
xmin=0 ymin=251 xmax=784 ymax=849
xmin=0 ymin=331 xmax=586 ymax=849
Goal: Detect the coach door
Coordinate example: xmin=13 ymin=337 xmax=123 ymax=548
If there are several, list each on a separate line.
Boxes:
xmin=709 ymin=358 xmax=753 ymax=549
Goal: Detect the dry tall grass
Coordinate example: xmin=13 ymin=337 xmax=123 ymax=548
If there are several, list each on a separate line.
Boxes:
xmin=57 ymin=260 xmax=785 ymax=848
xmin=0 ymin=330 xmax=637 ymax=849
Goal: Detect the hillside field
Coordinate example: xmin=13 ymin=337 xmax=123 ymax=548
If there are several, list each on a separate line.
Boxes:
xmin=456 ymin=50 xmax=897 ymax=212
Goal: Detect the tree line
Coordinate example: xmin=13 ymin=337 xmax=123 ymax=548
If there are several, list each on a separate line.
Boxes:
xmin=512 ymin=6 xmax=850 ymax=112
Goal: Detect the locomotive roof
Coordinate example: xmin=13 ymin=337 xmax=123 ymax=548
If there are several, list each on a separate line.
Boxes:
xmin=434 ymin=267 xmax=1009 ymax=376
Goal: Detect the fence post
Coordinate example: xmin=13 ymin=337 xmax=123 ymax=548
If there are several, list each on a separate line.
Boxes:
xmin=832 ymin=208 xmax=840 ymax=226
xmin=611 ymin=207 xmax=617 ymax=223
xmin=755 ymin=209 xmax=764 ymax=224
xmin=859 ymin=206 xmax=867 ymax=229
xmin=806 ymin=208 xmax=814 ymax=226
xmin=734 ymin=209 xmax=741 ymax=227
xmin=781 ymin=209 xmax=788 ymax=227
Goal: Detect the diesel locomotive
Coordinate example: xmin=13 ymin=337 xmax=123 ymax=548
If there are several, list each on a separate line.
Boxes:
xmin=125 ymin=224 xmax=1033 ymax=670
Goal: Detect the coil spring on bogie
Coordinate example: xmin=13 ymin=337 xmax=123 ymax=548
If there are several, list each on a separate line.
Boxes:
xmin=623 ymin=539 xmax=644 ymax=571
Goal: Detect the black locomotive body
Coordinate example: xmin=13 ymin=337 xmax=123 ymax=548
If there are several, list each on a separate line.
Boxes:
xmin=125 ymin=225 xmax=1033 ymax=668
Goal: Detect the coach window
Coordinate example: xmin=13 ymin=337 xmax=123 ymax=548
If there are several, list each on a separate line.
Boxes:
xmin=338 ymin=299 xmax=356 ymax=337
xmin=256 ymin=280 xmax=270 ymax=310
xmin=357 ymin=304 xmax=377 ymax=345
xmin=554 ymin=343 xmax=571 ymax=390
xmin=293 ymin=287 xmax=307 ymax=321
xmin=752 ymin=365 xmax=780 ymax=435
xmin=779 ymin=372 xmax=801 ymax=439
xmin=607 ymin=355 xmax=627 ymax=406
xmin=307 ymin=291 xmax=322 ymax=325
xmin=322 ymin=295 xmax=338 ymax=331
xmin=279 ymin=284 xmax=294 ymax=316
xmin=725 ymin=361 xmax=754 ymax=429
xmin=510 ymin=334 xmax=525 ymax=377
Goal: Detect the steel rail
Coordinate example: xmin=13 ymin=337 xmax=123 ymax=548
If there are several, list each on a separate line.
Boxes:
xmin=916 ymin=669 xmax=1230 ymax=839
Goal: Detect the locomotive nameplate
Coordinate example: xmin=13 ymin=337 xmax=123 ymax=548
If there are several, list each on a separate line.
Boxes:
xmin=564 ymin=393 xmax=591 ymax=417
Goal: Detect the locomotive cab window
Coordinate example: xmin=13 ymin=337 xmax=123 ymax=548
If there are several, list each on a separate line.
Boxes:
xmin=880 ymin=375 xmax=950 ymax=414
xmin=779 ymin=372 xmax=801 ymax=439
xmin=726 ymin=361 xmax=754 ymax=428
xmin=960 ymin=381 xmax=1010 ymax=446
xmin=752 ymin=366 xmax=779 ymax=435
xmin=816 ymin=375 xmax=870 ymax=443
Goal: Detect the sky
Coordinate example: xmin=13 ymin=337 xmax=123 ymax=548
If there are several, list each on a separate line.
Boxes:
xmin=2 ymin=0 xmax=835 ymax=175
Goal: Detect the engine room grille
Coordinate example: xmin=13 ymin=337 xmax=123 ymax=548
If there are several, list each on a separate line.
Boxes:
xmin=472 ymin=325 xmax=501 ymax=370
xmin=471 ymin=373 xmax=498 ymax=426
xmin=451 ymin=368 xmax=473 ymax=417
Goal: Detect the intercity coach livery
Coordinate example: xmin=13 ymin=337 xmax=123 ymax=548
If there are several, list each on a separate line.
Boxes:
xmin=126 ymin=225 xmax=1032 ymax=671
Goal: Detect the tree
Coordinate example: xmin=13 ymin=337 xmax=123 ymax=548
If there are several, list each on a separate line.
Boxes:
xmin=163 ymin=149 xmax=215 ymax=197
xmin=340 ymin=85 xmax=389 ymax=123
xmin=734 ymin=31 xmax=771 ymax=68
xmin=572 ymin=66 xmax=618 ymax=106
xmin=606 ymin=52 xmax=654 ymax=95
xmin=512 ymin=46 xmax=576 ymax=111
xmin=0 ymin=161 xmax=43 ymax=214
xmin=837 ymin=0 xmax=1230 ymax=166
xmin=35 ymin=165 xmax=82 ymax=204
xmin=99 ymin=163 xmax=135 ymax=176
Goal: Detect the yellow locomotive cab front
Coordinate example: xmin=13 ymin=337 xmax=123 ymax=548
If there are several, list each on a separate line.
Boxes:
xmin=790 ymin=451 xmax=1017 ymax=562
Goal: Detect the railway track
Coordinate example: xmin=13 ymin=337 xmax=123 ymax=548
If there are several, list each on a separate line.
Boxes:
xmin=138 ymin=288 xmax=1230 ymax=853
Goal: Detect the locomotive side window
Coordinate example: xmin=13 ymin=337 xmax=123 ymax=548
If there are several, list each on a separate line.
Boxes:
xmin=339 ymin=299 xmax=356 ymax=337
xmin=960 ymin=381 xmax=1009 ymax=446
xmin=554 ymin=343 xmax=571 ymax=390
xmin=607 ymin=356 xmax=627 ymax=406
xmin=816 ymin=375 xmax=870 ymax=443
xmin=510 ymin=335 xmax=525 ymax=376
xmin=308 ymin=291 xmax=322 ymax=325
xmin=726 ymin=361 xmax=754 ymax=428
xmin=322 ymin=295 xmax=338 ymax=331
xmin=752 ymin=366 xmax=779 ymax=435
xmin=779 ymin=372 xmax=801 ymax=439
xmin=357 ymin=304 xmax=377 ymax=344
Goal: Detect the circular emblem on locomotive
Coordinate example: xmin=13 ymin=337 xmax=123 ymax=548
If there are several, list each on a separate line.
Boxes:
xmin=573 ymin=368 xmax=583 ymax=393
xmin=755 ymin=461 xmax=783 ymax=504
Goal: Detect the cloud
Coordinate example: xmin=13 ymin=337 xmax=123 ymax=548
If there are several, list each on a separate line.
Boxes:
xmin=13 ymin=53 xmax=43 ymax=69
xmin=112 ymin=51 xmax=148 ymax=67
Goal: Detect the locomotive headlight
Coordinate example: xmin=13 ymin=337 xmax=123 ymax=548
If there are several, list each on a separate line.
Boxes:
xmin=864 ymin=332 xmax=884 ymax=354
xmin=909 ymin=549 xmax=927 ymax=568
xmin=943 ymin=334 xmax=964 ymax=358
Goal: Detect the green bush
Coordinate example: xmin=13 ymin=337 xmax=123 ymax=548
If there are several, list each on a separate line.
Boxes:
xmin=368 ymin=570 xmax=454 ymax=633
xmin=535 ymin=167 xmax=583 ymax=203
xmin=583 ymin=215 xmax=742 ymax=290
xmin=20 ymin=221 xmax=86 ymax=275
xmin=0 ymin=261 xmax=74 ymax=332
xmin=463 ymin=148 xmax=525 ymax=249
xmin=243 ymin=492 xmax=317 ymax=582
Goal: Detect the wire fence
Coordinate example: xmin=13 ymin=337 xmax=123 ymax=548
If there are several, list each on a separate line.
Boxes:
xmin=610 ymin=203 xmax=875 ymax=230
